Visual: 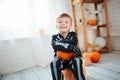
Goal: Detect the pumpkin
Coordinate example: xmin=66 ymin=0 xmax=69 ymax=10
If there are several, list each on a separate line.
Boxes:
xmin=83 ymin=52 xmax=91 ymax=66
xmin=89 ymin=51 xmax=101 ymax=63
xmin=57 ymin=51 xmax=76 ymax=60
xmin=87 ymin=19 xmax=97 ymax=26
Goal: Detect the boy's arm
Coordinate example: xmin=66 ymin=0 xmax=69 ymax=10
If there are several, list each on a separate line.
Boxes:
xmin=51 ymin=35 xmax=72 ymax=52
xmin=51 ymin=35 xmax=81 ymax=57
xmin=59 ymin=32 xmax=78 ymax=46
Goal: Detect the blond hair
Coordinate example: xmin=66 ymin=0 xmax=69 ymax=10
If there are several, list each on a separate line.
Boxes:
xmin=57 ymin=13 xmax=72 ymax=22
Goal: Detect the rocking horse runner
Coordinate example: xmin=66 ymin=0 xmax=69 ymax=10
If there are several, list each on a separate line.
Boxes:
xmin=50 ymin=13 xmax=85 ymax=80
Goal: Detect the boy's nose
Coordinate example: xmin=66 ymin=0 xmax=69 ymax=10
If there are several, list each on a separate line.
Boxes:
xmin=61 ymin=22 xmax=65 ymax=25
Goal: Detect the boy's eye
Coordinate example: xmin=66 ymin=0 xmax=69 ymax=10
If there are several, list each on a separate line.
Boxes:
xmin=58 ymin=21 xmax=69 ymax=23
xmin=59 ymin=21 xmax=62 ymax=23
xmin=65 ymin=22 xmax=68 ymax=23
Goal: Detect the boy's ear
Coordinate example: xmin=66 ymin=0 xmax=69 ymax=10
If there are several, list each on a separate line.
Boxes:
xmin=56 ymin=23 xmax=59 ymax=28
xmin=56 ymin=25 xmax=59 ymax=30
xmin=56 ymin=25 xmax=58 ymax=28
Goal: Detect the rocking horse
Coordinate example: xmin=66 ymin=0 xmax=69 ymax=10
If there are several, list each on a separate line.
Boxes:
xmin=57 ymin=51 xmax=86 ymax=80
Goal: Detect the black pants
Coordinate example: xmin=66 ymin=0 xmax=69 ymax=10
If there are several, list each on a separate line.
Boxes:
xmin=50 ymin=57 xmax=85 ymax=80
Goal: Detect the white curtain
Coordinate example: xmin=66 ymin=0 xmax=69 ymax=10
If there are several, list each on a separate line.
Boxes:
xmin=0 ymin=0 xmax=71 ymax=74
xmin=0 ymin=0 xmax=71 ymax=40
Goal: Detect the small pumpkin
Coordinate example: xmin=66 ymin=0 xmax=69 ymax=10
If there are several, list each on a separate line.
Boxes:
xmin=87 ymin=19 xmax=97 ymax=26
xmin=83 ymin=52 xmax=91 ymax=66
xmin=89 ymin=51 xmax=101 ymax=63
xmin=57 ymin=51 xmax=76 ymax=60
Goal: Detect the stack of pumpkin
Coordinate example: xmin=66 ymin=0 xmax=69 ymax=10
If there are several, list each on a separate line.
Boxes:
xmin=83 ymin=51 xmax=101 ymax=66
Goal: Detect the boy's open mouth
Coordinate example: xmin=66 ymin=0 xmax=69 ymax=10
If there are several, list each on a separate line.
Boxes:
xmin=60 ymin=27 xmax=67 ymax=28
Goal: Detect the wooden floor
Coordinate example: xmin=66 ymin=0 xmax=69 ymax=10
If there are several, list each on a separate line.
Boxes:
xmin=1 ymin=51 xmax=120 ymax=80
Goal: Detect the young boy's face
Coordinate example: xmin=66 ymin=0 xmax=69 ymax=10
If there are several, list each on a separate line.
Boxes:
xmin=56 ymin=17 xmax=72 ymax=33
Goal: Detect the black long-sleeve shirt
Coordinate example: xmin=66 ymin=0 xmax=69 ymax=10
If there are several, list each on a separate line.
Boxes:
xmin=51 ymin=31 xmax=81 ymax=57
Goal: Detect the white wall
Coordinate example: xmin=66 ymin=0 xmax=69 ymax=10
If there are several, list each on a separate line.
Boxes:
xmin=107 ymin=0 xmax=120 ymax=36
xmin=107 ymin=0 xmax=120 ymax=50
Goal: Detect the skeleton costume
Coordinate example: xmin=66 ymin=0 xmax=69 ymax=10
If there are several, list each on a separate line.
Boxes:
xmin=50 ymin=31 xmax=85 ymax=80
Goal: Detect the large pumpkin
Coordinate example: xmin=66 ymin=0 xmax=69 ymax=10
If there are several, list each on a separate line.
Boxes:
xmin=89 ymin=51 xmax=101 ymax=63
xmin=57 ymin=51 xmax=76 ymax=60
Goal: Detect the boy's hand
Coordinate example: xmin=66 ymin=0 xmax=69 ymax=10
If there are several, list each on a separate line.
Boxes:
xmin=71 ymin=45 xmax=81 ymax=57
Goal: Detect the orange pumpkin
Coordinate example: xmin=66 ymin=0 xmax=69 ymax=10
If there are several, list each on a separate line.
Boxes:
xmin=57 ymin=51 xmax=76 ymax=60
xmin=87 ymin=19 xmax=97 ymax=26
xmin=89 ymin=51 xmax=101 ymax=63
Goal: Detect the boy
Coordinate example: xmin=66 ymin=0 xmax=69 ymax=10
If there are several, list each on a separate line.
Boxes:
xmin=50 ymin=13 xmax=85 ymax=80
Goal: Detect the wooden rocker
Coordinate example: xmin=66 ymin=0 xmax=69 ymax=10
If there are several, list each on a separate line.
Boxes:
xmin=62 ymin=68 xmax=75 ymax=80
xmin=57 ymin=51 xmax=86 ymax=80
